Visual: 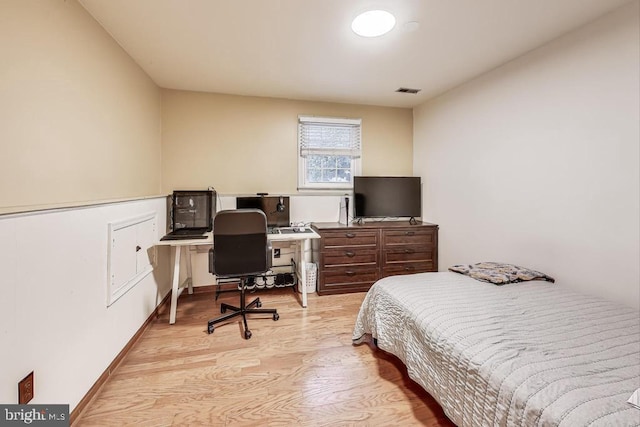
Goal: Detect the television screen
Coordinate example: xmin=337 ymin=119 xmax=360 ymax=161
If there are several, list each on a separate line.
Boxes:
xmin=354 ymin=176 xmax=421 ymax=219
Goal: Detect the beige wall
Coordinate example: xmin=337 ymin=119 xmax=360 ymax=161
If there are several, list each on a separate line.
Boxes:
xmin=0 ymin=0 xmax=162 ymax=214
xmin=414 ymin=1 xmax=639 ymax=308
xmin=161 ymin=90 xmax=413 ymax=194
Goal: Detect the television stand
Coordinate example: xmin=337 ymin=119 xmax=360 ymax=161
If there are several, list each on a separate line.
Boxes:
xmin=311 ymin=220 xmax=439 ymax=295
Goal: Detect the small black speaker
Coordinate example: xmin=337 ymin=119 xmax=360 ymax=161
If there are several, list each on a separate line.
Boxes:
xmin=345 ymin=195 xmax=349 ymax=223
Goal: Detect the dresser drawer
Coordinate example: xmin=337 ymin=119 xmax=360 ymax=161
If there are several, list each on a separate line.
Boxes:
xmin=382 ymin=261 xmax=435 ymax=277
xmin=383 ymin=228 xmax=436 ymax=246
xmin=383 ymin=246 xmax=433 ymax=264
xmin=320 ymin=266 xmax=379 ymax=291
xmin=322 ymin=247 xmax=378 ymax=267
xmin=321 ymin=230 xmax=378 ymax=248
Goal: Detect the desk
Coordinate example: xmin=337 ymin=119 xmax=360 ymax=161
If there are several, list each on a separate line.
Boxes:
xmin=156 ymin=228 xmax=321 ymax=324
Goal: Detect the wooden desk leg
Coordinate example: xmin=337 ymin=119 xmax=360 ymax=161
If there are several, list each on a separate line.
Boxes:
xmin=169 ymin=245 xmax=182 ymax=324
xmin=300 ymin=240 xmax=308 ymax=308
xmin=185 ymin=245 xmax=194 ymax=295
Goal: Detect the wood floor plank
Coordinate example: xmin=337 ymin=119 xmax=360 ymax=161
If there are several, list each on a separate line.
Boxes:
xmin=74 ymin=287 xmax=455 ymax=426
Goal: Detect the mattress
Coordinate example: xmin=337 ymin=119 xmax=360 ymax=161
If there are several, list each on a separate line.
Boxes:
xmin=352 ymin=272 xmax=640 ymax=426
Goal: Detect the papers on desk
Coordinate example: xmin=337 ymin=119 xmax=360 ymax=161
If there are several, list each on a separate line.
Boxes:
xmin=628 ymin=388 xmax=640 ymax=410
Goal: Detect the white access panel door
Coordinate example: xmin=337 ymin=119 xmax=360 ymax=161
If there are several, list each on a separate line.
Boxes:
xmin=136 ymin=215 xmax=156 ymax=273
xmin=107 ymin=212 xmax=157 ymax=306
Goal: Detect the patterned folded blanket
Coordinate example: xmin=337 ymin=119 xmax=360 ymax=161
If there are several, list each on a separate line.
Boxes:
xmin=449 ymin=261 xmax=555 ymax=285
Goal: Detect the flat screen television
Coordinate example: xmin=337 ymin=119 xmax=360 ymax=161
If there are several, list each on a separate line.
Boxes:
xmin=354 ymin=176 xmax=421 ymax=219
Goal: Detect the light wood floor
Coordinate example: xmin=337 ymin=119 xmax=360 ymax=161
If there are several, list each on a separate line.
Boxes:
xmin=75 ymin=287 xmax=455 ymax=426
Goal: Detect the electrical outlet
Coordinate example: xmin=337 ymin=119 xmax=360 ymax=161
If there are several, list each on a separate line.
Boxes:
xmin=274 ymin=248 xmax=281 ymax=258
xmin=18 ymin=371 xmax=34 ymax=404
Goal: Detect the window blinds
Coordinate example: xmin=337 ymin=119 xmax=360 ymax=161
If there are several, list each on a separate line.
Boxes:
xmin=298 ymin=116 xmax=362 ymax=158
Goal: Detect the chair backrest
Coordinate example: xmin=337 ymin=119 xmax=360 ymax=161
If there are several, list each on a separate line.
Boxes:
xmin=210 ymin=209 xmax=270 ymax=278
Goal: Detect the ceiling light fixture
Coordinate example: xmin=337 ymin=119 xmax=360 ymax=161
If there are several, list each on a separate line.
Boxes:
xmin=351 ymin=10 xmax=396 ymax=37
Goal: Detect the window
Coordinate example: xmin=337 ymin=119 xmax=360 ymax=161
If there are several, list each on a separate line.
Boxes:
xmin=298 ymin=116 xmax=362 ymax=190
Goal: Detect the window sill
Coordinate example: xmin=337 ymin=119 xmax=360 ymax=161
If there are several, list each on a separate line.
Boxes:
xmin=296 ymin=188 xmax=354 ymax=195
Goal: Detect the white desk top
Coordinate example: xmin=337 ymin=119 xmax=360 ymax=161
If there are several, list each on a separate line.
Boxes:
xmin=155 ymin=227 xmax=320 ymax=246
xmin=267 ymin=227 xmax=321 ymax=242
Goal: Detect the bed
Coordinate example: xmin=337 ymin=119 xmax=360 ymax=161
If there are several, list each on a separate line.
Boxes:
xmin=352 ymin=271 xmax=640 ymax=426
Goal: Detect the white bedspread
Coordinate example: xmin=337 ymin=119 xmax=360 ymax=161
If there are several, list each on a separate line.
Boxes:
xmin=352 ymin=272 xmax=640 ymax=427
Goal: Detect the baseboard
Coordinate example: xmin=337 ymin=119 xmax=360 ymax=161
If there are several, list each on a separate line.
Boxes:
xmin=69 ymin=291 xmax=172 ymax=425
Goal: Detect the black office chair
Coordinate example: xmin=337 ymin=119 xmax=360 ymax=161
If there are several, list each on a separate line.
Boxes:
xmin=208 ymin=209 xmax=279 ymax=339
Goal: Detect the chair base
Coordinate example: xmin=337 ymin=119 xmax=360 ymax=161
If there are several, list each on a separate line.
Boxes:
xmin=207 ymin=280 xmax=278 ymax=339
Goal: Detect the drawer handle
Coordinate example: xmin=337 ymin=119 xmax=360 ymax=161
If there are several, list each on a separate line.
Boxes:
xmin=404 ymin=248 xmax=414 ymax=254
xmin=345 ymin=233 xmax=356 ymax=238
xmin=345 ymin=251 xmax=356 ymax=257
xmin=405 ymin=231 xmax=415 ymax=236
xmin=345 ymin=270 xmax=357 ymax=276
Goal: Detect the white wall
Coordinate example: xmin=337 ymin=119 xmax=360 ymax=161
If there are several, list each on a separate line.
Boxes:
xmin=0 ymin=198 xmax=171 ymax=409
xmin=413 ymin=1 xmax=639 ymax=309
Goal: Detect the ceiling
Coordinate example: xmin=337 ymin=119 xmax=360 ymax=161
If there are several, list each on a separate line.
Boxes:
xmin=79 ymin=0 xmax=632 ymax=108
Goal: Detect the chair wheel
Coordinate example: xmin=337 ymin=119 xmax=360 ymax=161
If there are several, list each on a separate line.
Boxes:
xmin=256 ymin=300 xmax=262 ymax=308
xmin=244 ymin=330 xmax=252 ymax=339
xmin=273 ymin=313 xmax=279 ymax=321
xmin=207 ymin=324 xmax=215 ymax=334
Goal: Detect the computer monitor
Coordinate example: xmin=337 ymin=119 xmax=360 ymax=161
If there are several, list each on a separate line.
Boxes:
xmin=236 ymin=196 xmax=262 ymax=211
xmin=172 ymin=190 xmax=215 ymax=231
xmin=236 ymin=196 xmax=290 ymax=227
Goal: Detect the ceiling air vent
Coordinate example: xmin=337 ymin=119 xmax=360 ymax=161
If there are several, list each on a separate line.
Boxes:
xmin=396 ymin=87 xmax=421 ymax=94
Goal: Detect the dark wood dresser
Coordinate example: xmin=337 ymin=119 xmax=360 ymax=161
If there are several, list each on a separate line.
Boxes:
xmin=311 ymin=221 xmax=439 ymax=295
